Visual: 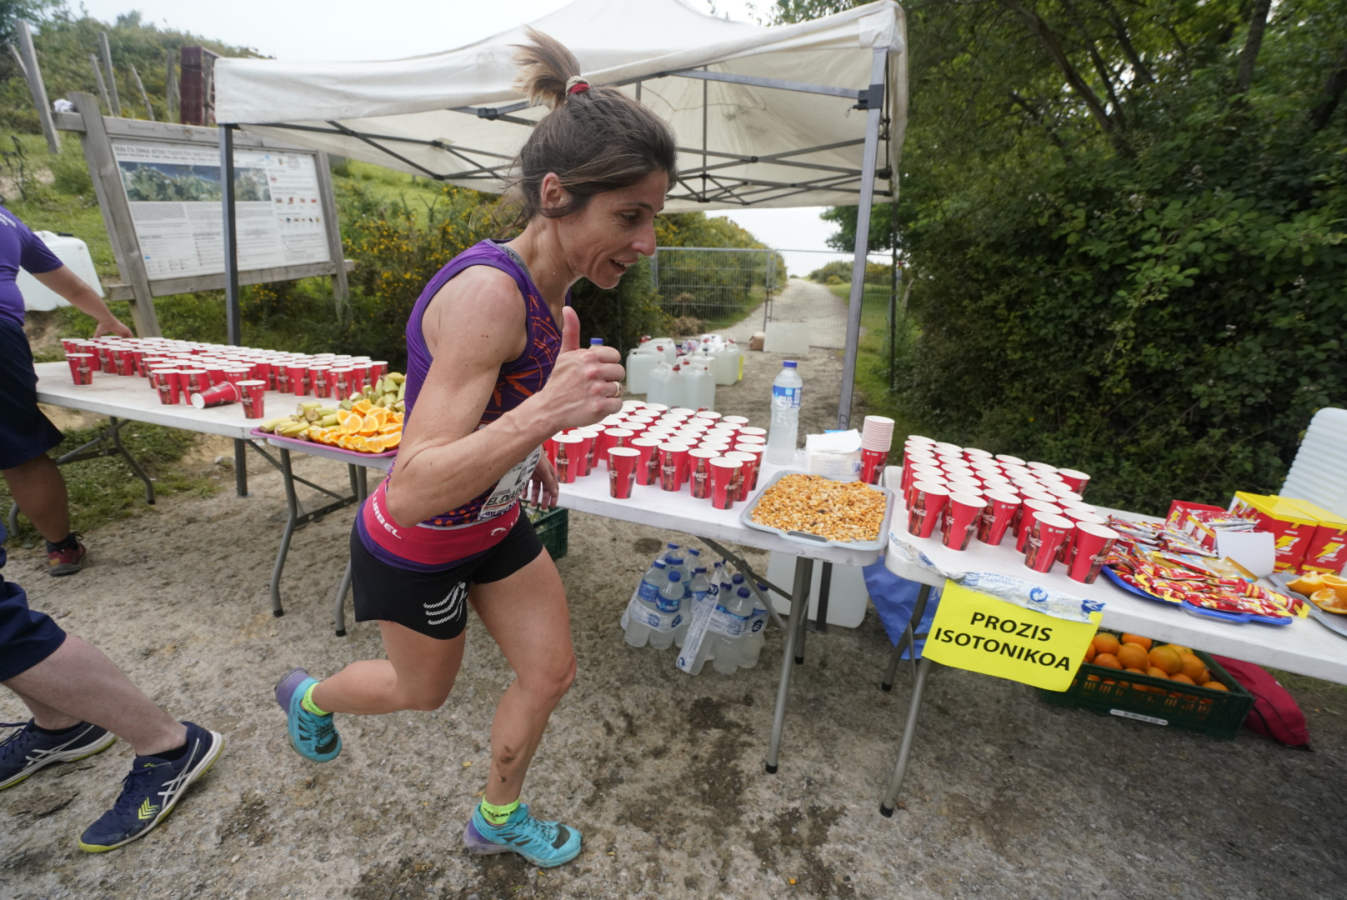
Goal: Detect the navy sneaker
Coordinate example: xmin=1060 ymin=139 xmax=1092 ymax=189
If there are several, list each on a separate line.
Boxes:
xmin=275 ymin=668 xmax=341 ymax=762
xmin=78 ymin=721 xmax=223 ymax=853
xmin=463 ymin=802 xmax=582 ymax=868
xmin=0 ymin=720 xmax=116 ymax=790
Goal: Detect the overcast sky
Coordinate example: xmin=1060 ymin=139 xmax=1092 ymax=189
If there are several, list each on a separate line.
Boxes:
xmin=75 ymin=0 xmax=867 ymax=276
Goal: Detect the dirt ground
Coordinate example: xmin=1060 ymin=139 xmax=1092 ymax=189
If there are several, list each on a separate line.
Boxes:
xmin=4 ymin=280 xmax=1347 ymax=899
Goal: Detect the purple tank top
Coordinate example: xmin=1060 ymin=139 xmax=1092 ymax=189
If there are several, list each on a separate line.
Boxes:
xmin=400 ymin=240 xmax=566 ymax=526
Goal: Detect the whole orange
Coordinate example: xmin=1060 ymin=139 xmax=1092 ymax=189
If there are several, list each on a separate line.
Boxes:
xmin=1093 ymin=652 xmax=1122 ymax=670
xmin=1093 ymin=633 xmax=1121 ymax=656
xmin=1148 ymin=644 xmax=1183 ymax=676
xmin=1179 ymin=653 xmax=1208 ymax=684
xmin=1120 ymin=633 xmax=1153 ymax=651
xmin=1116 ymin=643 xmax=1149 ymax=670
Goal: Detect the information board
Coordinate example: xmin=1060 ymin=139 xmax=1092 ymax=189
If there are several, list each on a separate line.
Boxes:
xmin=111 ymin=140 xmax=331 ymax=279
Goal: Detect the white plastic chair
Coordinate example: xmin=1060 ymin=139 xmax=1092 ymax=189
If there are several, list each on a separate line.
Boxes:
xmin=1279 ymin=408 xmax=1347 ymax=517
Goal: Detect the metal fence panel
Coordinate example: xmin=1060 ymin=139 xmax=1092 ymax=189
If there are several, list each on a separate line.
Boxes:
xmin=651 ymin=246 xmax=781 ymax=330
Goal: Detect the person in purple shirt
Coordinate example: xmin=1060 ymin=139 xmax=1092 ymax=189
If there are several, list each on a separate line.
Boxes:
xmin=273 ymin=29 xmax=676 ymax=868
xmin=0 ymin=205 xmax=132 ymax=575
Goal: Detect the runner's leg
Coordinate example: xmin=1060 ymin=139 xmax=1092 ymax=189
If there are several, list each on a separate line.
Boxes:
xmin=309 ymin=621 xmax=466 ymax=714
xmin=2 ymin=455 xmax=71 ymax=544
xmin=468 ymin=552 xmax=575 ymax=806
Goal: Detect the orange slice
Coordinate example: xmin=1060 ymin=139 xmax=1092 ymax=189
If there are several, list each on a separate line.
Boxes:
xmin=352 ymin=399 xmax=373 ymax=415
xmin=336 ymin=409 xmax=362 ymax=434
xmin=359 ymin=414 xmax=380 ymax=435
xmin=370 ymin=433 xmax=400 ymax=451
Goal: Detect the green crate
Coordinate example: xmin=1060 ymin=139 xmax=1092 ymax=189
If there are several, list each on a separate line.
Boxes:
xmin=524 ymin=504 xmax=569 ymax=561
xmin=1040 ymin=649 xmax=1253 ymax=739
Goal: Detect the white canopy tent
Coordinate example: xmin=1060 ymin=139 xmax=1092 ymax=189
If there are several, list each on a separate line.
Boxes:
xmin=214 ymin=0 xmax=908 ymax=426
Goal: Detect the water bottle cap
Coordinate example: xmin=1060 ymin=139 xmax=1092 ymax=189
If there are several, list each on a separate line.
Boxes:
xmin=652 ymin=560 xmax=666 ymax=568
xmin=687 ymin=548 xmax=701 ymax=557
xmin=783 ymin=360 xmax=798 ymax=368
xmin=667 ymin=543 xmax=680 ymax=550
xmin=589 ymin=337 xmax=604 ymax=346
xmin=695 ymin=567 xmax=707 ymax=574
xmin=667 ymin=570 xmax=681 ymax=581
xmin=732 ymin=573 xmax=745 ymax=584
xmin=738 ymin=587 xmax=752 ymax=598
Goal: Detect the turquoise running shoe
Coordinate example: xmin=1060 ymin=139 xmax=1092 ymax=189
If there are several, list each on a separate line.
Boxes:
xmin=463 ymin=802 xmax=582 ymax=868
xmin=274 ymin=668 xmax=341 ymax=762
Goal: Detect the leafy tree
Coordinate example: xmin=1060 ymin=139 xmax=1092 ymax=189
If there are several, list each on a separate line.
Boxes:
xmin=779 ymin=0 xmax=1347 ymax=513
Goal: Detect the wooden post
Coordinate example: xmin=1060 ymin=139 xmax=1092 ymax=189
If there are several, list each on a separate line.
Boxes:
xmin=15 ymin=22 xmax=60 ymax=153
xmin=130 ymin=65 xmax=155 ymax=120
xmin=179 ymin=47 xmax=218 ymax=125
xmin=98 ymin=32 xmax=121 ymax=117
xmin=314 ymin=152 xmax=350 ymax=321
xmin=70 ymin=92 xmax=161 ymax=337
xmin=89 ymin=54 xmax=111 ymax=113
xmin=164 ymin=50 xmax=179 ymax=122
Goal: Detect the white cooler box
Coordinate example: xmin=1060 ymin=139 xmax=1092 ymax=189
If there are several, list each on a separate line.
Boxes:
xmin=18 ymin=231 xmax=103 ymax=311
xmin=766 ymin=552 xmax=871 ymax=628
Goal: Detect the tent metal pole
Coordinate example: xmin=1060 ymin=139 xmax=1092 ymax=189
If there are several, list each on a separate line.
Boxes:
xmin=836 ymin=49 xmax=887 ymax=431
xmin=220 ymin=125 xmax=241 ymax=347
xmin=220 ymin=123 xmax=248 ymax=497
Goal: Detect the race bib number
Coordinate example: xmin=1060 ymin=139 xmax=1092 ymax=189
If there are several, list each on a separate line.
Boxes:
xmin=478 ymin=445 xmax=542 ymax=520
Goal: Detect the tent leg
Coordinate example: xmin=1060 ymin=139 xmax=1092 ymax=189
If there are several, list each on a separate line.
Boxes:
xmin=836 ymin=48 xmax=888 ymax=431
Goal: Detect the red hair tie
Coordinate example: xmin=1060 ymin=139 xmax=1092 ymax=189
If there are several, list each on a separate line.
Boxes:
xmin=566 ymin=77 xmax=590 ymax=95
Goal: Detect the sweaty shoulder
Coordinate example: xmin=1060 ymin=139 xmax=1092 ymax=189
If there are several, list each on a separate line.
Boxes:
xmin=423 ymin=263 xmax=528 ymax=362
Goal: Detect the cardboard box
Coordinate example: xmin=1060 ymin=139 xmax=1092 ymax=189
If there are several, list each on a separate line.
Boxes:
xmin=1284 ymin=498 xmax=1347 ymax=575
xmin=1228 ymin=493 xmax=1314 ymax=572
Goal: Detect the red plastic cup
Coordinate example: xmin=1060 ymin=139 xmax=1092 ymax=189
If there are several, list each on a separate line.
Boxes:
xmin=190 ymin=380 xmax=242 ymax=409
xmin=65 ymin=352 xmax=95 ymax=385
xmin=553 ymin=434 xmax=584 ymax=484
xmin=330 ymin=367 xmax=353 ymax=399
xmin=731 ymin=443 xmax=764 ymax=490
xmin=597 ymin=427 xmax=634 ymax=468
xmin=60 ymin=337 xmax=82 ymax=355
xmin=180 ymin=368 xmax=211 ymax=395
xmin=631 ymin=437 xmax=661 ymax=486
xmin=709 ymin=457 xmax=743 ymax=510
xmin=1023 ymin=513 xmax=1074 ymax=573
xmin=906 ymin=481 xmax=949 ymax=538
xmin=860 ymin=448 xmax=887 ymax=485
xmin=1056 ymin=467 xmax=1090 ymax=495
xmin=95 ymin=344 xmax=117 ymax=373
xmin=726 ymin=450 xmax=759 ymax=501
xmin=238 ymin=379 xmax=267 ymax=419
xmin=658 ymin=442 xmax=690 ymax=492
xmin=285 ymin=364 xmax=309 ymax=396
xmin=721 ymin=415 xmax=749 ymax=427
xmin=904 ymin=471 xmax=946 ymax=509
xmin=942 ymin=492 xmax=986 ymax=551
xmin=568 ymin=430 xmax=596 ymax=478
xmin=687 ymin=448 xmax=718 ymax=499
xmin=1068 ymin=522 xmax=1120 ymax=583
xmin=1016 ymin=499 xmax=1064 ymax=551
xmin=223 ymin=366 xmax=251 ymax=386
xmin=1058 ymin=508 xmax=1107 ymax=563
xmin=368 ymin=360 xmax=388 ymax=383
xmin=309 ymin=365 xmax=332 ymax=399
xmin=113 ymin=347 xmax=136 ymax=376
xmin=543 ymin=433 xmax=561 ymax=469
xmin=202 ymin=362 xmax=227 ymax=386
xmin=607 ymin=447 xmax=640 ymax=498
xmin=977 ymin=490 xmax=1021 ymax=545
xmin=156 ymin=372 xmax=182 ymax=405
xmin=737 ymin=426 xmax=767 ymax=441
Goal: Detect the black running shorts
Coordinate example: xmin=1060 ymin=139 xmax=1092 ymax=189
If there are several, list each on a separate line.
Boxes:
xmin=348 ymin=512 xmax=544 ymax=640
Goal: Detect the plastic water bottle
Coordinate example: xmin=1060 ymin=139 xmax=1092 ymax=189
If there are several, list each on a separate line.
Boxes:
xmin=712 ymin=586 xmax=757 ymax=674
xmin=677 ymin=562 xmax=723 ymax=674
xmin=678 ymin=565 xmax=712 ymax=648
xmin=765 ymin=360 xmax=803 ymax=465
xmin=649 ymin=570 xmax=685 ymax=649
xmin=623 ymin=559 xmax=668 ymax=648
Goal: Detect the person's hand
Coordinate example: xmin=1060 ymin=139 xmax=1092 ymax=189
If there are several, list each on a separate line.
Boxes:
xmin=528 ymin=455 xmax=559 ymax=508
xmin=94 ymin=316 xmax=133 ymax=339
xmin=534 ymin=307 xmax=624 ymax=431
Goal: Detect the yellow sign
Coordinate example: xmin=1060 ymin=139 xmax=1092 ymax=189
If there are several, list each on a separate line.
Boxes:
xmin=923 ymin=581 xmax=1101 ymax=691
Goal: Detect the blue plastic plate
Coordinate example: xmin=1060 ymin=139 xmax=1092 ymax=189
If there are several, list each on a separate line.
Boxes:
xmin=1102 ymin=565 xmax=1292 ymax=625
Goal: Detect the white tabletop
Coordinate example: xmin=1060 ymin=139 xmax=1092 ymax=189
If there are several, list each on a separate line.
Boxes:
xmin=558 ymin=463 xmax=884 ymax=567
xmin=884 ymin=501 xmax=1347 ymax=685
xmin=35 ymin=361 xmax=271 ymax=440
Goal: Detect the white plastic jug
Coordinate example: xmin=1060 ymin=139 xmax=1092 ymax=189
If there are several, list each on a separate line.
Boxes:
xmin=712 ymin=343 xmax=740 ymax=386
xmin=626 ymin=345 xmax=657 ymax=394
xmin=686 ymin=357 xmax=715 ymax=411
xmin=647 ymin=360 xmax=674 ymax=407
xmin=648 ymin=338 xmax=677 ymax=367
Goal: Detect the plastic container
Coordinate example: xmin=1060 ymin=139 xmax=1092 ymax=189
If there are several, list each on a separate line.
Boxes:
xmin=1040 ymin=650 xmax=1254 ymax=739
xmin=647 ymin=360 xmax=674 ymax=407
xmin=17 ymin=232 xmax=104 ymax=311
xmin=626 ymin=341 xmax=657 ymax=394
xmin=524 ymin=504 xmax=568 ymax=560
xmin=685 ymin=356 xmax=715 ymax=410
xmin=765 ymin=361 xmax=802 ymax=465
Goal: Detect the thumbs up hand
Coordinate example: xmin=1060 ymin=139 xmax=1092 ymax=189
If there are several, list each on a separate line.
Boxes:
xmin=535 ymin=307 xmax=625 ymax=431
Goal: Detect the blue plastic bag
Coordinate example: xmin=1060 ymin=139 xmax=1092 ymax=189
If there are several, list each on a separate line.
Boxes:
xmin=862 ymin=562 xmax=940 ymax=659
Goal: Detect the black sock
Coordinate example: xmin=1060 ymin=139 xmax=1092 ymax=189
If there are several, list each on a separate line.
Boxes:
xmin=45 ymin=533 xmax=78 ymax=553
